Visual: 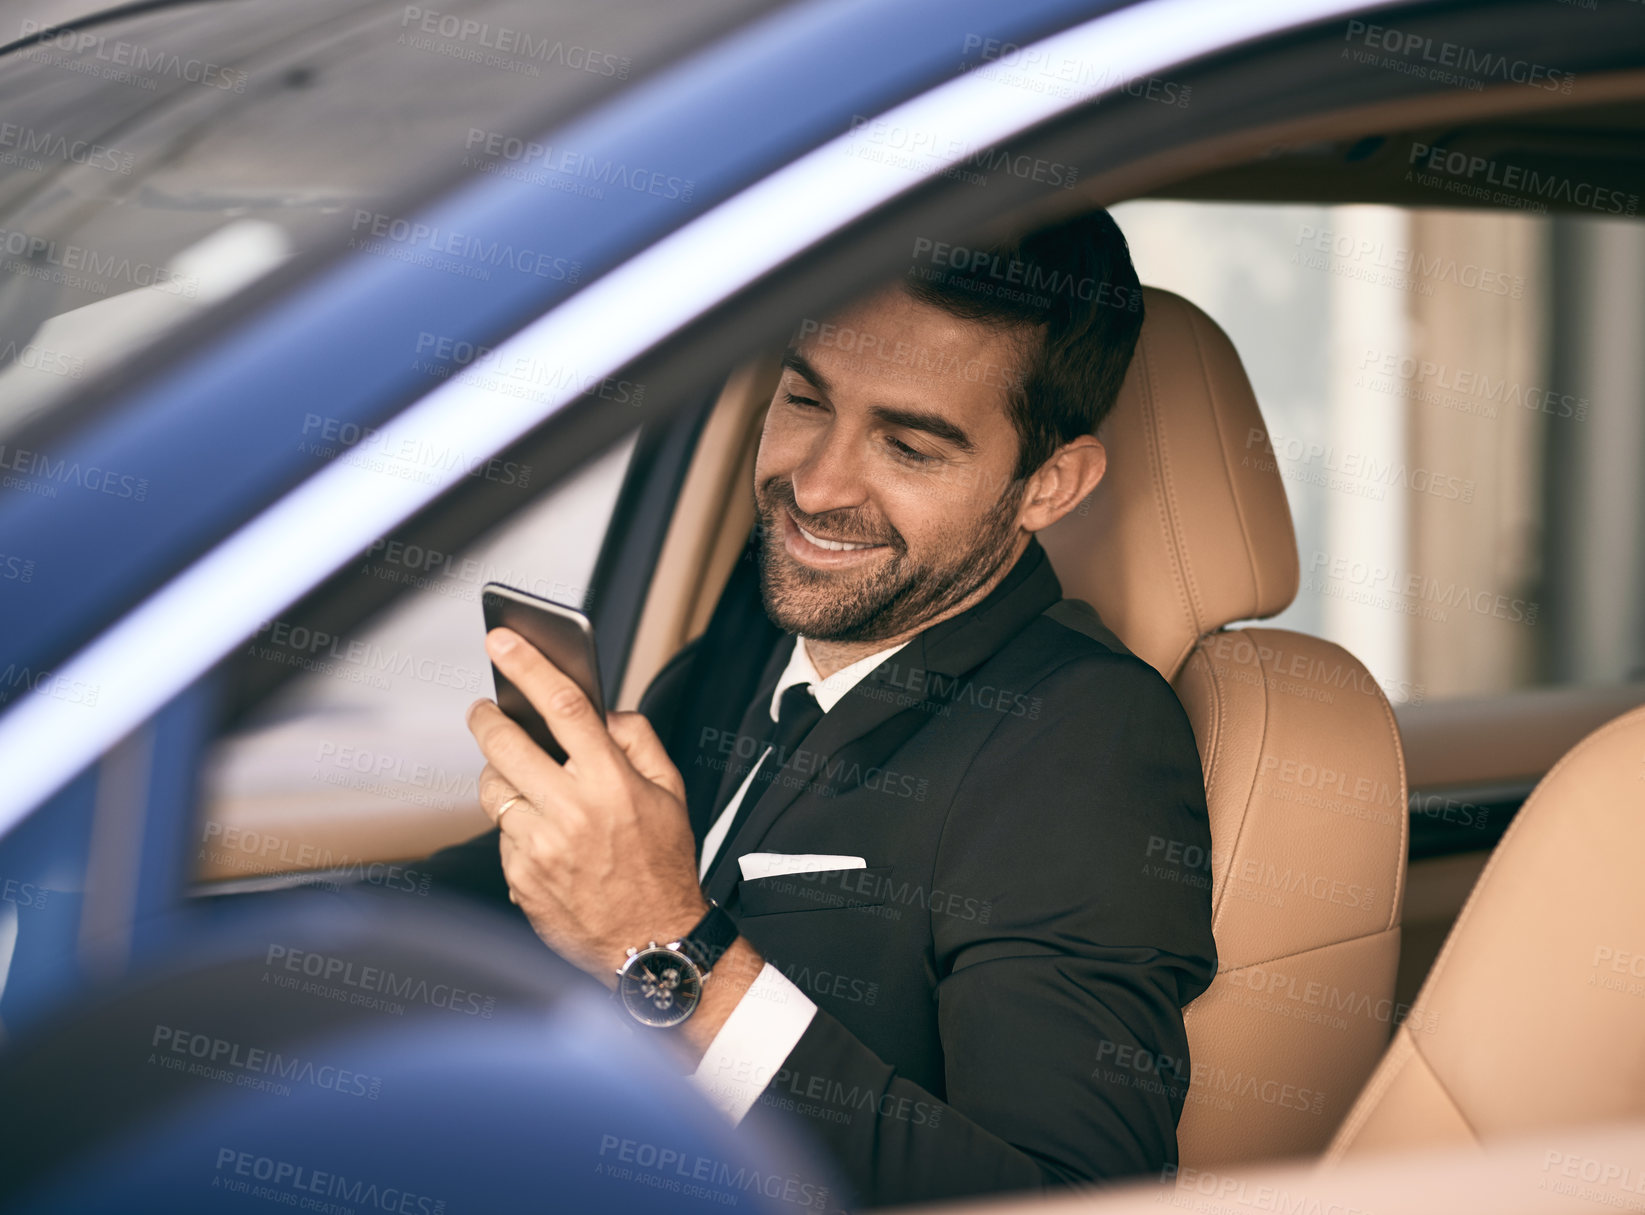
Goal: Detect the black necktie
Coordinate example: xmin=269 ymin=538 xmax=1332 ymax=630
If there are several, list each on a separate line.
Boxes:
xmin=768 ymin=683 xmax=825 ymax=763
xmin=740 ymin=682 xmax=824 ymax=811
xmin=701 ymin=682 xmax=824 ymax=887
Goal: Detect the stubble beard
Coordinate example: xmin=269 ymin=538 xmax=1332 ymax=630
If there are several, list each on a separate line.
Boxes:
xmin=754 ymin=476 xmax=1026 ymax=645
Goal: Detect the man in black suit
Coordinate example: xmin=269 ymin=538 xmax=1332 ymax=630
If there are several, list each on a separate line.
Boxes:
xmin=442 ymin=211 xmax=1217 ymax=1207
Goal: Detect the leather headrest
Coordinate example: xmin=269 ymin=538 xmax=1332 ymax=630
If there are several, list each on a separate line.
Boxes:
xmin=1040 ymin=286 xmax=1299 ymax=680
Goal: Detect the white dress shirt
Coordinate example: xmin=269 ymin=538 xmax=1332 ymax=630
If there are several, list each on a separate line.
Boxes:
xmin=689 ymin=634 xmax=908 ymax=1123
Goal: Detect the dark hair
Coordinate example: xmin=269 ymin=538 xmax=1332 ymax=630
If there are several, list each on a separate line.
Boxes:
xmin=903 ymin=210 xmax=1145 ymax=482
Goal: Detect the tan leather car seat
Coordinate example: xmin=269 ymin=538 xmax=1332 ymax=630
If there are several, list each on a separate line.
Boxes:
xmin=1039 ymin=287 xmax=1408 ymax=1166
xmin=1326 ymin=702 xmax=1645 ymax=1160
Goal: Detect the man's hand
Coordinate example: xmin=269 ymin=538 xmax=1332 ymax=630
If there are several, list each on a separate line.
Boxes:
xmin=466 ymin=626 xmax=709 ymax=983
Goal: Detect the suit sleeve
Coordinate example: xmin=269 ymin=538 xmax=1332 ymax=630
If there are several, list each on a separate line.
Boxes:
xmin=745 ymin=654 xmax=1218 ymax=1207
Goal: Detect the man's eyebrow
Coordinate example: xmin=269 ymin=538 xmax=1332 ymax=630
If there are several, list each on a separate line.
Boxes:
xmin=782 ymin=346 xmax=975 ymax=453
xmin=868 ymin=404 xmax=976 ymax=454
xmin=780 ymin=348 xmax=830 ymax=394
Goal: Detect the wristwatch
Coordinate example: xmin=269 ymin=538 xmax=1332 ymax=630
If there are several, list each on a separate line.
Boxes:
xmin=613 ymin=900 xmax=739 ymax=1029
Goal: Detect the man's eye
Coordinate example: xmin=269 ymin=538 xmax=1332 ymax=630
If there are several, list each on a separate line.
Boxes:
xmin=886 ymin=436 xmax=934 ymax=464
xmin=784 ymin=392 xmax=821 ymax=409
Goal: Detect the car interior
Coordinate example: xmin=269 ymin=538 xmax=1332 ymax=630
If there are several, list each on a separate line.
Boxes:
xmin=100 ymin=7 xmax=1645 ymax=1193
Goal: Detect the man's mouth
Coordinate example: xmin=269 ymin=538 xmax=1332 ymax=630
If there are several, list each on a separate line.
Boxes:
xmin=779 ymin=508 xmax=889 ymax=568
xmin=795 ymin=521 xmax=878 ymax=552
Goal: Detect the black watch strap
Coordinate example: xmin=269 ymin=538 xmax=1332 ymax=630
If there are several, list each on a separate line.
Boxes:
xmin=678 ymin=900 xmax=738 ymax=974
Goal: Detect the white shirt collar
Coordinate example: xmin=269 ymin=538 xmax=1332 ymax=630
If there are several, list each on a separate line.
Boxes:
xmin=767 ymin=635 xmax=909 ymax=720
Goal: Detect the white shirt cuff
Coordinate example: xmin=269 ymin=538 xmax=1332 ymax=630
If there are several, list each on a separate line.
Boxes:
xmin=688 ymin=962 xmax=817 ymax=1125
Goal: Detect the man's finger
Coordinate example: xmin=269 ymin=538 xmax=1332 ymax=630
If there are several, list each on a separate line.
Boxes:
xmin=467 ymin=699 xmax=572 ymax=823
xmin=478 ymin=762 xmax=516 ymax=808
xmin=485 ymin=627 xmax=615 ymax=771
xmin=478 ymin=763 xmax=535 ymax=833
xmin=607 ymin=711 xmax=686 ymax=801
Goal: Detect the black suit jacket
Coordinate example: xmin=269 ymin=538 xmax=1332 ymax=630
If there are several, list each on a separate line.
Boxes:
xmin=422 ymin=536 xmax=1217 ymax=1207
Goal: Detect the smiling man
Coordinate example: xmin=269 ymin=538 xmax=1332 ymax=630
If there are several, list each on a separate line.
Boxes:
xmin=431 ymin=211 xmax=1217 ymax=1207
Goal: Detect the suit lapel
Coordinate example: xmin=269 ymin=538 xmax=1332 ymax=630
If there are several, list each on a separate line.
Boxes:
xmin=701 ymin=628 xmax=936 ymax=904
xmin=698 ymin=637 xmax=789 ymax=841
xmin=652 ymin=538 xmax=786 ymax=843
xmin=701 ymin=538 xmax=1064 ymax=907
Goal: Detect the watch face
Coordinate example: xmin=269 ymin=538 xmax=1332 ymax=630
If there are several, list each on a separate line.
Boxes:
xmin=617 ymin=947 xmax=702 ymax=1028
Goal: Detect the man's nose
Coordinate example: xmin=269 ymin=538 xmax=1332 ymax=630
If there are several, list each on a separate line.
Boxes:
xmin=790 ymin=424 xmax=871 ymax=517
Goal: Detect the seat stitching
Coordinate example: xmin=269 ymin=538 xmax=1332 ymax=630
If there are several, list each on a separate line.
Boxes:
xmin=1188 ymin=309 xmax=1265 ymax=613
xmin=1206 ymin=629 xmax=1274 ymax=936
xmin=1324 ymin=1029 xmax=1416 ymax=1162
xmin=1140 ymin=304 xmax=1200 ymax=671
xmin=1194 ymin=646 xmax=1226 ymax=793
xmin=1359 ymin=651 xmax=1410 ymax=932
xmin=1211 ymin=923 xmax=1400 ymax=973
xmin=1406 ymin=1031 xmax=1483 ymax=1142
xmin=1328 ymin=1028 xmax=1483 ymax=1163
xmin=1188 ymin=644 xmax=1232 ymax=928
xmin=1159 ymin=308 xmax=1204 ymax=630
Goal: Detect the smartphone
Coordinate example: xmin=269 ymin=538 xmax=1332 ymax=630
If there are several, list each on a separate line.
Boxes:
xmin=481 ymin=582 xmax=605 ymax=763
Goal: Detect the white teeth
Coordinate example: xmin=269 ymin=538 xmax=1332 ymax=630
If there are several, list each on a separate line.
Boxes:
xmin=797 ymin=523 xmax=875 ymax=552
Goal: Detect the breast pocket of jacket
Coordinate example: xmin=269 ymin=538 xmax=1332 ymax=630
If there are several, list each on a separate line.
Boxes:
xmin=737 ymin=865 xmax=894 ymax=917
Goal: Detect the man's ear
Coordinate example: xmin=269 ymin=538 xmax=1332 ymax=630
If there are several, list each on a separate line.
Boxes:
xmin=1018 ymin=435 xmax=1106 ymax=533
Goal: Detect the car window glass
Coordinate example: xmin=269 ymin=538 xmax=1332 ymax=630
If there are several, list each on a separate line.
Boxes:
xmin=1112 ymin=200 xmax=1645 ymax=704
xmin=194 ymin=435 xmax=633 ymax=885
xmin=0 ymin=0 xmax=766 ymax=439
